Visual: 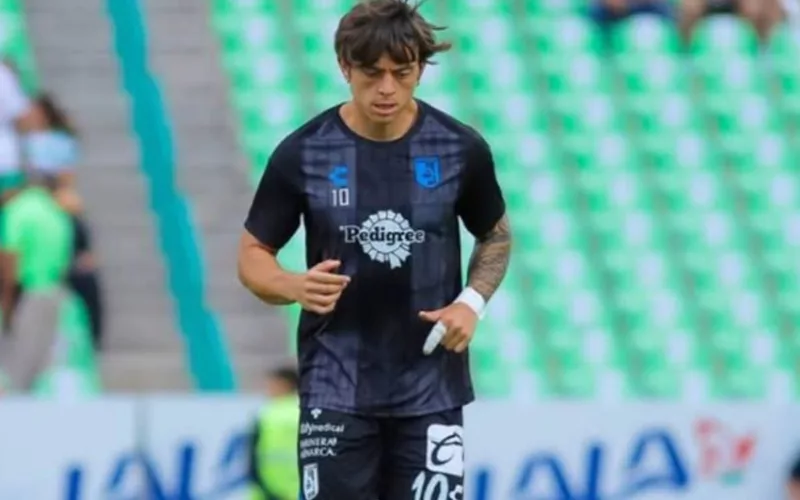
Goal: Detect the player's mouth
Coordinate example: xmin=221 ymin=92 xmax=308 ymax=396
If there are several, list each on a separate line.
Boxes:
xmin=372 ymin=103 xmax=398 ymax=116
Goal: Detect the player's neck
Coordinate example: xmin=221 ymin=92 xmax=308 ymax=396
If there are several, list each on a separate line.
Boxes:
xmin=340 ymin=100 xmax=419 ymax=142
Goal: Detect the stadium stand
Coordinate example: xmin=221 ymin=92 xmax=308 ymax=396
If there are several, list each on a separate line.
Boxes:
xmin=211 ymin=0 xmax=800 ymax=401
xmin=139 ymin=0 xmax=286 ymax=391
xmin=0 ymin=0 xmax=100 ymax=395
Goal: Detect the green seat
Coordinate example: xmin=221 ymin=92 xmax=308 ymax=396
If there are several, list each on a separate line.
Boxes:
xmin=767 ymin=21 xmax=800 ymax=61
xmin=565 ymin=133 xmax=637 ymax=181
xmin=475 ymin=94 xmax=547 ymax=140
xmin=664 ymin=171 xmax=735 ymax=216
xmin=531 ymin=16 xmax=603 ymax=56
xmin=446 ymin=0 xmax=514 ymax=17
xmin=611 ymin=14 xmax=680 ymax=54
xmin=293 ymin=0 xmax=353 ymax=17
xmin=630 ymin=93 xmax=703 ymax=136
xmin=555 ymin=92 xmax=624 ymax=135
xmin=645 ymin=132 xmax=720 ymax=187
xmin=494 ymin=131 xmax=556 ymax=173
xmin=521 ymin=0 xmax=582 ymax=17
xmin=618 ymin=54 xmax=690 ymax=94
xmin=708 ymin=92 xmax=783 ymax=135
xmin=0 ymin=0 xmax=36 ymax=89
xmin=455 ymin=17 xmax=523 ymax=64
xmin=697 ymin=56 xmax=768 ymax=94
xmin=465 ymin=53 xmax=529 ymax=93
xmin=542 ymin=54 xmax=612 ymax=94
xmin=690 ymin=15 xmax=759 ymax=57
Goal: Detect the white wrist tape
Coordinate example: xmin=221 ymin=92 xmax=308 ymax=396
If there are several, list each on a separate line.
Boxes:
xmin=454 ymin=287 xmax=487 ymax=319
xmin=422 ymin=287 xmax=487 ymax=355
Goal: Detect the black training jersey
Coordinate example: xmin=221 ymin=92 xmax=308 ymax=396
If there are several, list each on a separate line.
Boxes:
xmin=244 ymin=100 xmax=506 ymax=416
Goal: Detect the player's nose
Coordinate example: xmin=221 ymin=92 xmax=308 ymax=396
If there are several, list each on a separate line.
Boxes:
xmin=377 ymin=74 xmax=396 ymax=95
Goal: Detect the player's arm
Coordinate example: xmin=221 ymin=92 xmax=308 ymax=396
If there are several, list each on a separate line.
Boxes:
xmin=237 ymin=144 xmax=349 ymax=312
xmin=238 ymin=144 xmax=305 ymax=306
xmin=459 ymin=135 xmax=511 ymax=303
xmin=465 ymin=213 xmax=511 ymax=301
xmin=0 ymin=63 xmax=37 ymax=133
xmin=0 ymin=213 xmax=21 ymax=332
xmin=420 ymin=134 xmax=510 ymax=354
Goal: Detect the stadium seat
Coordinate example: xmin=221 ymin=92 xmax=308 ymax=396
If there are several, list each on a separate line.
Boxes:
xmin=611 ymin=15 xmax=680 ymax=55
xmin=690 ymin=15 xmax=760 ymax=57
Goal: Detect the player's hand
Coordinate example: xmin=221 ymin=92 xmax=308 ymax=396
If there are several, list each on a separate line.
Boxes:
xmin=295 ymin=259 xmax=350 ymax=315
xmin=419 ymin=303 xmax=478 ymax=355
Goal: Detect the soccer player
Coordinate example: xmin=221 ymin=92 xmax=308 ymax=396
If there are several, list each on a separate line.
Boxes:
xmin=237 ymin=1 xmax=511 ymax=498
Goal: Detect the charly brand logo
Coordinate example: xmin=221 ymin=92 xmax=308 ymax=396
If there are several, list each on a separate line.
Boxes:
xmin=340 ymin=210 xmax=425 ymax=269
xmin=311 ymin=408 xmax=322 ymax=420
xmin=425 ymin=424 xmax=464 ymax=477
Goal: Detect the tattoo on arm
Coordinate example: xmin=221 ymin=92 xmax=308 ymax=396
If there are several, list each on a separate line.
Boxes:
xmin=467 ymin=214 xmax=512 ymax=302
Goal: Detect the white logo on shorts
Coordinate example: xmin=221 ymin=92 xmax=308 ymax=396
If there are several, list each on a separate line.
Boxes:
xmin=311 ymin=408 xmax=322 ymax=419
xmin=425 ymin=424 xmax=464 ymax=477
xmin=340 ymin=210 xmax=425 ymax=269
xmin=303 ymin=463 xmax=320 ymax=499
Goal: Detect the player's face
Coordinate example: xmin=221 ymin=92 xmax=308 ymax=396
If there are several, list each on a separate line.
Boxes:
xmin=266 ymin=377 xmax=293 ymax=398
xmin=343 ymin=53 xmax=421 ymax=125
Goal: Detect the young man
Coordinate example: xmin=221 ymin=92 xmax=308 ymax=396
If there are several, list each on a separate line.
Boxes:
xmin=237 ymin=1 xmax=511 ymax=498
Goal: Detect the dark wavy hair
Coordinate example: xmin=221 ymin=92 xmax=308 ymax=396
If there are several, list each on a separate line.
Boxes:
xmin=334 ymin=0 xmax=452 ymax=68
xmin=37 ymin=92 xmax=78 ymax=137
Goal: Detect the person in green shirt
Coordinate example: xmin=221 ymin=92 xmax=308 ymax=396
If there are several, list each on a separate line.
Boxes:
xmin=0 ymin=174 xmax=73 ymax=391
xmin=249 ymin=366 xmax=301 ymax=500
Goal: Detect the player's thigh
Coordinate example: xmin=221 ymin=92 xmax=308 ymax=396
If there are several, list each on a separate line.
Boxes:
xmin=298 ymin=408 xmax=382 ymax=500
xmin=381 ymin=408 xmax=465 ymax=500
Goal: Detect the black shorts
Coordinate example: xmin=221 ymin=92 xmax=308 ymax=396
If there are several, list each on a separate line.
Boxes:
xmin=298 ymin=407 xmax=464 ymax=500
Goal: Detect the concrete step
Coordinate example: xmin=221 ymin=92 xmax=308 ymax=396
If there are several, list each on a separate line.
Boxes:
xmin=101 ymin=351 xmax=191 ymax=392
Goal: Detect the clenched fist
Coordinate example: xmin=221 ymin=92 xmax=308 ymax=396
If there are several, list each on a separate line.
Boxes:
xmin=292 ymin=259 xmax=350 ymax=315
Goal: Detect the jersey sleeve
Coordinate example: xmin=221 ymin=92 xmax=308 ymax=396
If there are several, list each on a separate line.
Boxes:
xmin=456 ymin=133 xmax=506 ymax=238
xmin=0 ymin=65 xmax=30 ymax=122
xmin=243 ymin=139 xmax=304 ymax=251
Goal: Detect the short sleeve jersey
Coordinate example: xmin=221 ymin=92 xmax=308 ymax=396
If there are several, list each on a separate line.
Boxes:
xmin=4 ymin=187 xmax=73 ymax=291
xmin=245 ymin=101 xmax=506 ymax=416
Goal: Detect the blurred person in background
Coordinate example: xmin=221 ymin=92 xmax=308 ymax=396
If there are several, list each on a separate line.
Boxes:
xmin=51 ymin=183 xmax=104 ymax=350
xmin=248 ymin=366 xmax=300 ymax=500
xmin=24 ymin=93 xmax=80 ymax=187
xmin=680 ymin=0 xmax=785 ymax=41
xmin=0 ymin=172 xmax=73 ymax=391
xmin=590 ymin=0 xmax=673 ymax=28
xmin=789 ymin=454 xmax=800 ymax=500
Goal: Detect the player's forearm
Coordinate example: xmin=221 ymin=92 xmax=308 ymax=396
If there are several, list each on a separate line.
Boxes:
xmin=466 ymin=214 xmax=512 ymax=302
xmin=237 ymin=249 xmax=299 ymax=306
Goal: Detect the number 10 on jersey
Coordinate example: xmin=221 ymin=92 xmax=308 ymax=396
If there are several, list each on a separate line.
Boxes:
xmin=332 ymin=188 xmax=350 ymax=207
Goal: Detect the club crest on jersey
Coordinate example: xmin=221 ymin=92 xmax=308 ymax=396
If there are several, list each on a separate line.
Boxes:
xmin=303 ymin=463 xmax=319 ymax=499
xmin=413 ymin=156 xmax=441 ymax=188
xmin=340 ymin=210 xmax=425 ymax=269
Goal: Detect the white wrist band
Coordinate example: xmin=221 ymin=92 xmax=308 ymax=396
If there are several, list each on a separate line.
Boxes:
xmin=454 ymin=287 xmax=487 ymax=319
